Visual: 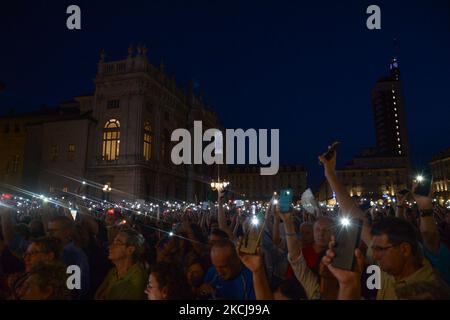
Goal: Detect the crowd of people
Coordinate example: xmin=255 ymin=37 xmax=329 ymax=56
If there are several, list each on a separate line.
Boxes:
xmin=1 ymin=151 xmax=449 ymax=300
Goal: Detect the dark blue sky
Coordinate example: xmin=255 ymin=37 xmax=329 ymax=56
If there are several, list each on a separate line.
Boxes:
xmin=1 ymin=0 xmax=449 ymax=188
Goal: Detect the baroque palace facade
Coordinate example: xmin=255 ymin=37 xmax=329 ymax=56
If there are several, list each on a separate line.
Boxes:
xmin=2 ymin=46 xmax=221 ymax=202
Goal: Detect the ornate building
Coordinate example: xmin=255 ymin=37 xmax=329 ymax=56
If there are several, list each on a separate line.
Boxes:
xmin=430 ymin=147 xmax=450 ymax=206
xmin=0 ymin=107 xmax=66 ymax=188
xmin=317 ymin=151 xmax=409 ymax=202
xmin=3 ymin=46 xmax=222 ymax=202
xmin=84 ymin=46 xmax=221 ymax=202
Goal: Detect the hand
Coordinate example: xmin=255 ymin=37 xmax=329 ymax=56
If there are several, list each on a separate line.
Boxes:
xmin=236 ymin=238 xmax=264 ymax=273
xmin=318 ymin=149 xmax=337 ymax=176
xmin=276 ymin=206 xmax=291 ymax=224
xmin=321 ymin=236 xmax=364 ymax=287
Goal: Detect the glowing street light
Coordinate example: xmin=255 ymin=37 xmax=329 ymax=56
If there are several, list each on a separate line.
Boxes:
xmin=210 ymin=180 xmax=229 ymax=192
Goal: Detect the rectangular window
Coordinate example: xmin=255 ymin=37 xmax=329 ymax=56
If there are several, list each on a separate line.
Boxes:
xmin=68 ymin=144 xmax=76 ymax=161
xmin=105 ymin=64 xmax=115 ymax=73
xmin=116 ymin=63 xmax=126 ymax=72
xmin=107 ymin=99 xmax=120 ymax=109
xmin=51 ymin=145 xmax=58 ymax=161
xmin=12 ymin=155 xmax=19 ymax=173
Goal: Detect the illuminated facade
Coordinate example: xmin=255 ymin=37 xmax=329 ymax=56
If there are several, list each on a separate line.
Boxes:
xmin=227 ymin=165 xmax=307 ymax=200
xmin=1 ymin=46 xmax=221 ymax=202
xmin=430 ymin=147 xmax=450 ymax=205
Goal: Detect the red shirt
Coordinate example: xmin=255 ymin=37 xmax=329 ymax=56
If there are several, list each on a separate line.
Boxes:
xmin=285 ymin=245 xmax=319 ymax=279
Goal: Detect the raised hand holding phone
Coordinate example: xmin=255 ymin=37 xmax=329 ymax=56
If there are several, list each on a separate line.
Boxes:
xmin=278 ymin=189 xmax=293 ymax=213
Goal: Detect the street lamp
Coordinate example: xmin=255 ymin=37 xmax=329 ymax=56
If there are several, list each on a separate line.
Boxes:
xmin=210 ymin=180 xmax=229 ymax=192
xmin=103 ymin=183 xmax=112 ymax=201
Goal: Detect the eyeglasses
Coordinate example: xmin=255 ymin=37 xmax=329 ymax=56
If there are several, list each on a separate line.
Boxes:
xmin=111 ymin=240 xmax=127 ymax=246
xmin=371 ymin=244 xmax=398 ymax=253
xmin=23 ymin=251 xmax=46 ymax=258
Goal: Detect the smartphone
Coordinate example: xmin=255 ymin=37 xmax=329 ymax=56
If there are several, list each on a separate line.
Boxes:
xmin=234 ymin=200 xmax=244 ymax=207
xmin=279 ymin=189 xmax=293 ymax=213
xmin=239 ymin=220 xmax=264 ymax=255
xmin=201 ymin=202 xmax=210 ymax=211
xmin=414 ymin=175 xmax=432 ymax=197
xmin=319 ymin=141 xmax=341 ymax=165
xmin=331 ymin=218 xmax=363 ymax=271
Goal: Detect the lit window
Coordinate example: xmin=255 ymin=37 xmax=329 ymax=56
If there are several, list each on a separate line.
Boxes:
xmin=51 ymin=145 xmax=58 ymax=161
xmin=143 ymin=121 xmax=152 ymax=161
xmin=398 ymin=144 xmax=401 ymax=148
xmin=397 ymin=138 xmax=400 ymax=141
xmin=397 ymin=132 xmax=400 ymax=135
xmin=394 ymin=108 xmax=397 ymax=111
xmin=391 ymin=90 xmax=395 ymax=93
xmin=393 ymin=96 xmax=396 ymax=99
xmin=68 ymin=144 xmax=76 ymax=161
xmin=396 ymin=121 xmax=398 ymax=124
xmin=399 ymin=150 xmax=402 ymax=154
xmin=102 ymin=119 xmax=120 ymax=161
xmin=393 ymin=102 xmax=396 ymax=105
xmin=161 ymin=129 xmax=170 ymax=162
xmin=395 ymin=114 xmax=398 ymax=117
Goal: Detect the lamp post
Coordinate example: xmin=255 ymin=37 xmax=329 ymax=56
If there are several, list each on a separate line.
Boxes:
xmin=210 ymin=180 xmax=229 ymax=193
xmin=102 ymin=183 xmax=112 ymax=201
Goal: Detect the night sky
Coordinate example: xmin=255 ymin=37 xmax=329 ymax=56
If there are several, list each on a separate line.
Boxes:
xmin=1 ymin=0 xmax=449 ymax=188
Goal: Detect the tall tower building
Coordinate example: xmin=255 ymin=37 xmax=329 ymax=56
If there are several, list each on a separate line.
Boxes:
xmin=371 ymin=57 xmax=409 ymax=159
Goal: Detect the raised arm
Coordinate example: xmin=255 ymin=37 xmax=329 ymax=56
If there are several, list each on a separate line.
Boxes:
xmin=413 ymin=188 xmax=440 ymax=255
xmin=237 ymin=245 xmax=273 ymax=300
xmin=319 ymin=151 xmax=372 ymax=246
xmin=217 ymin=191 xmax=234 ymax=239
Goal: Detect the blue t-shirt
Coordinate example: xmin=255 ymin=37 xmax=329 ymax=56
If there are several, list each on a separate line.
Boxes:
xmin=424 ymin=242 xmax=450 ymax=285
xmin=62 ymin=242 xmax=91 ymax=299
xmin=204 ymin=265 xmax=256 ymax=300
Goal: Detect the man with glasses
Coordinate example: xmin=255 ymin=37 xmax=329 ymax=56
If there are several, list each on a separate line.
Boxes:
xmin=95 ymin=228 xmax=147 ymax=300
xmin=318 ymin=150 xmax=449 ymax=299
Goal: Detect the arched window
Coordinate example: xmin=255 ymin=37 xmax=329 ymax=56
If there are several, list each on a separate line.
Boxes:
xmin=143 ymin=121 xmax=152 ymax=161
xmin=102 ymin=119 xmax=120 ymax=160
